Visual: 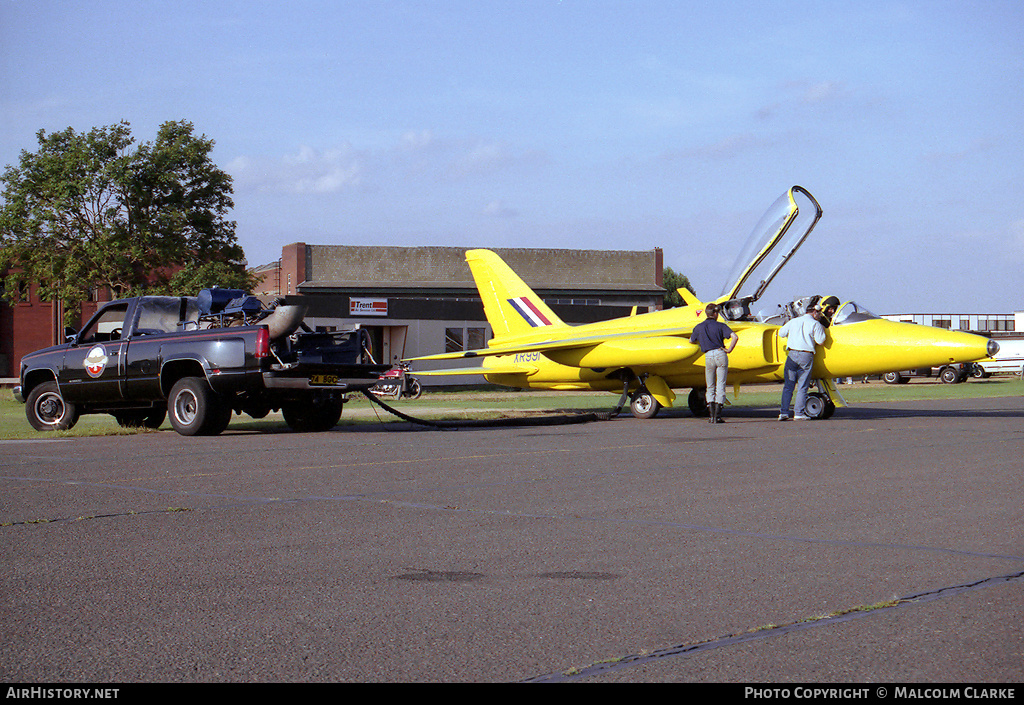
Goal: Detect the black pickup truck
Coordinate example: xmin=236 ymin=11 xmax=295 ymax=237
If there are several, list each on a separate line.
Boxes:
xmin=14 ymin=290 xmax=391 ymax=436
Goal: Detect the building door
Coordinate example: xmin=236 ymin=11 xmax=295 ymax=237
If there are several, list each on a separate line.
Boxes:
xmin=360 ymin=325 xmax=408 ymax=366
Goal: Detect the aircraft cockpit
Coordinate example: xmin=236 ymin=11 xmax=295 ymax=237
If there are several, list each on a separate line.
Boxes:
xmin=718 ymin=297 xmax=755 ymax=322
xmin=712 ymin=187 xmax=882 ymax=330
xmin=831 ymin=300 xmax=880 ymax=325
xmin=751 ymin=296 xmax=882 ymax=327
xmin=717 ymin=186 xmax=823 ymax=320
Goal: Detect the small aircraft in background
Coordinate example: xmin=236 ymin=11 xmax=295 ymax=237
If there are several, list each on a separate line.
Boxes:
xmin=409 ymin=186 xmax=999 ymax=419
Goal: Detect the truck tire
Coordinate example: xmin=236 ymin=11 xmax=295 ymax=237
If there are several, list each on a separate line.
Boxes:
xmin=26 ymin=382 xmax=79 ymax=432
xmin=883 ymin=371 xmax=902 ymax=384
xmin=168 ymin=377 xmax=230 ymax=436
xmin=939 ymin=366 xmax=960 ymax=384
xmin=282 ymin=393 xmax=344 ymax=432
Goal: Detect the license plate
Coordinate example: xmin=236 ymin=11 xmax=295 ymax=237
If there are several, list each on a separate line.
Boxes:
xmin=310 ymin=374 xmax=339 ymax=386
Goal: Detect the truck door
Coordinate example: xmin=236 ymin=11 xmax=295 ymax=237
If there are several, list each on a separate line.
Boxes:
xmin=122 ymin=297 xmax=194 ymax=400
xmin=59 ymin=300 xmax=132 ymax=403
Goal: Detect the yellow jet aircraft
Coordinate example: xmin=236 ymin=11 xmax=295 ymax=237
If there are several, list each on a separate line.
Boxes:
xmin=410 ymin=186 xmax=999 ymax=419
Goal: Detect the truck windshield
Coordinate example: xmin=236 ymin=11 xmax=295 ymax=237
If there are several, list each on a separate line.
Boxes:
xmin=78 ymin=302 xmax=130 ymax=343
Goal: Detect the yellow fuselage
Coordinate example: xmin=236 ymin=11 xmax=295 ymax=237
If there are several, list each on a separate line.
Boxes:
xmin=481 ymin=312 xmax=993 ymax=405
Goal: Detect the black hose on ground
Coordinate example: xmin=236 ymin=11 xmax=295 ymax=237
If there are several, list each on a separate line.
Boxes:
xmin=359 ymin=389 xmax=610 ymax=430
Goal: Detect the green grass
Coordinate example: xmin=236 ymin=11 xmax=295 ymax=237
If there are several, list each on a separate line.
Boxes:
xmin=2 ymin=376 xmax=1020 ymax=440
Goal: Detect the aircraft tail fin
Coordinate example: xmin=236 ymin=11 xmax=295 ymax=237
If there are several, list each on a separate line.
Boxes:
xmin=464 ymin=249 xmax=566 ymax=339
xmin=677 ymin=287 xmax=702 ymax=307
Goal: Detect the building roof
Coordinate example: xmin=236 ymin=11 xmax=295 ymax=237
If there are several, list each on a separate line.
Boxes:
xmin=300 ymin=245 xmax=664 ymax=293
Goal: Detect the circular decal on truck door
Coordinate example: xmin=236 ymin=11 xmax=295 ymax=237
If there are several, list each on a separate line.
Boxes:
xmin=84 ymin=345 xmax=109 ymax=378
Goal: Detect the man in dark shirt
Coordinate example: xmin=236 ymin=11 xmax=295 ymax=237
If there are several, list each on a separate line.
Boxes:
xmin=689 ymin=303 xmax=738 ymax=423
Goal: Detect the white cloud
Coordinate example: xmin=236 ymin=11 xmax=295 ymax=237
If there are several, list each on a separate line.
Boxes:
xmin=229 ymin=144 xmax=363 ymax=194
xmin=448 ymin=141 xmax=516 ymax=178
xmin=802 ymin=80 xmax=845 ymax=104
xmin=228 ymin=133 xmax=545 ymax=199
xmin=482 ymin=200 xmax=518 ymax=218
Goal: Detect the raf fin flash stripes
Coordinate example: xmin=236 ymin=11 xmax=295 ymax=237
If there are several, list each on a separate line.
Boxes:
xmin=507 ymin=297 xmax=552 ymax=327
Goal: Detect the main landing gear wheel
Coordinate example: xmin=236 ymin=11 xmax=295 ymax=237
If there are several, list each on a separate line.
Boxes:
xmin=804 ymin=392 xmax=835 ymax=420
xmin=687 ymin=387 xmax=709 ymax=417
xmin=630 ymin=388 xmax=661 ymax=419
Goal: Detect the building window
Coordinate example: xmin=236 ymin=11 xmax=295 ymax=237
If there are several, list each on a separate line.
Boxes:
xmin=13 ymin=280 xmax=30 ymax=304
xmin=445 ymin=327 xmax=464 ymax=352
xmin=933 ymin=319 xmax=951 ymax=329
xmin=546 ymin=298 xmax=600 ymax=306
xmin=467 ymin=327 xmax=487 ymax=349
xmin=960 ymin=318 xmax=970 ymax=330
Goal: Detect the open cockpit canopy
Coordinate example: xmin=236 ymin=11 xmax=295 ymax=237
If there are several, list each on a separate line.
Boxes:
xmin=718 ymin=186 xmax=823 ymax=316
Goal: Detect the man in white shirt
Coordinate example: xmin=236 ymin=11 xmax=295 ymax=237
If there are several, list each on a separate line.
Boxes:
xmin=778 ymin=307 xmax=827 ymax=420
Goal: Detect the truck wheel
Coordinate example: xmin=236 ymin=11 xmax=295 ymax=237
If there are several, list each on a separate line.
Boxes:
xmin=168 ymin=377 xmax=229 ymax=436
xmin=883 ymin=371 xmax=901 ymax=384
xmin=283 ymin=393 xmax=344 ymax=432
xmin=939 ymin=367 xmax=960 ymax=384
xmin=26 ymin=382 xmax=79 ymax=432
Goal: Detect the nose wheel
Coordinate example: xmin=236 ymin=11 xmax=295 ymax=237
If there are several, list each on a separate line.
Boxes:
xmin=630 ymin=388 xmax=661 ymax=419
xmin=804 ymin=392 xmax=835 ymax=419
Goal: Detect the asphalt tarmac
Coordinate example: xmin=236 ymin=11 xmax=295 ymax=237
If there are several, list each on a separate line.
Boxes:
xmin=2 ymin=395 xmax=1022 ymax=683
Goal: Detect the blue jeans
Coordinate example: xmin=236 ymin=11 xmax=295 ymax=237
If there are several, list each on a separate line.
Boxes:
xmin=704 ymin=349 xmax=728 ymax=404
xmin=780 ymin=350 xmax=815 ymax=417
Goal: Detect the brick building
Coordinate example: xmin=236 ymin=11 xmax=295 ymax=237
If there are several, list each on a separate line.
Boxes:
xmin=252 ymin=243 xmax=667 ymax=377
xmin=0 ymin=280 xmax=106 ymax=378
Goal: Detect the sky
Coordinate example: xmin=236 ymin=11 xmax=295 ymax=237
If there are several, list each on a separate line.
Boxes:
xmin=2 ymin=0 xmax=1022 ymax=313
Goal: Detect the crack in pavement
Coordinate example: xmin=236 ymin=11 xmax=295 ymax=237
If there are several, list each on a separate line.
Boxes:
xmin=522 ymin=570 xmax=1024 ymax=682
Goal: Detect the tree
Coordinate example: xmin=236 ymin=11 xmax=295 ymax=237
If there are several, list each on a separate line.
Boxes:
xmin=662 ymin=266 xmax=695 ymax=308
xmin=0 ymin=120 xmax=254 ymax=325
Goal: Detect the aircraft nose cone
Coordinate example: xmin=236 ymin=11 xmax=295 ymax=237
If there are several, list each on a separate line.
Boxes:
xmin=818 ymin=320 xmax=994 ymax=377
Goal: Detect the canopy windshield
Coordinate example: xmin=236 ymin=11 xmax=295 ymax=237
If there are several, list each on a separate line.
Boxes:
xmin=720 ymin=186 xmax=822 ymax=303
xmin=832 ymin=300 xmax=880 ymax=326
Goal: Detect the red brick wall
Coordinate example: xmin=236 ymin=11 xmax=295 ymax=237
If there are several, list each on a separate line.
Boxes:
xmin=280 ymin=242 xmax=307 ymax=296
xmin=1 ymin=282 xmax=103 ymax=378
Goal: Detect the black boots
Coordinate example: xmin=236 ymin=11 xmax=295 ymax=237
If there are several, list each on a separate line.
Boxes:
xmin=708 ymin=402 xmax=725 ymax=423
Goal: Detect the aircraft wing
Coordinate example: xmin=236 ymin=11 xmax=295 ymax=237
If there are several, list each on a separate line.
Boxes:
xmin=413 ymin=363 xmax=537 ymax=376
xmin=409 ymin=325 xmax=699 ymax=362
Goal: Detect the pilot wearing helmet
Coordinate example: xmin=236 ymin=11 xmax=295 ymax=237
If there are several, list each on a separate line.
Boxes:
xmin=816 ymin=295 xmax=840 ymax=327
